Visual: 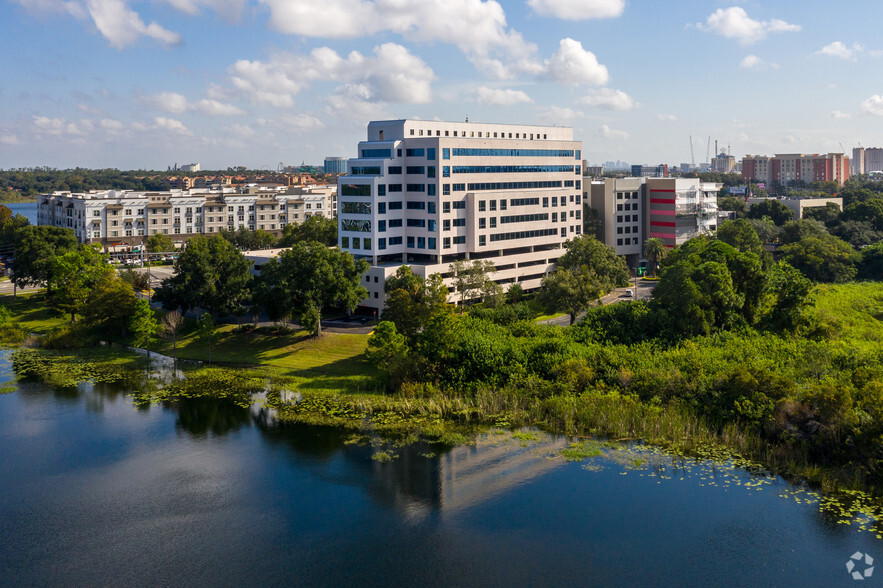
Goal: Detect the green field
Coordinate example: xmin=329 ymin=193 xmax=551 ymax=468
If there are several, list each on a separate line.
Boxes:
xmin=0 ymin=292 xmax=67 ymax=333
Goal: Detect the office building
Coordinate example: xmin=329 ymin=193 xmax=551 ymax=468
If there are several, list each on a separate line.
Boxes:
xmin=852 ymin=147 xmax=883 ymax=175
xmin=630 ymin=164 xmax=668 ymax=178
xmin=587 ymin=177 xmax=644 ymax=266
xmin=324 ymin=156 xmax=348 ymax=175
xmin=645 ymin=178 xmax=719 ymax=248
xmin=338 ymin=119 xmax=583 ymax=311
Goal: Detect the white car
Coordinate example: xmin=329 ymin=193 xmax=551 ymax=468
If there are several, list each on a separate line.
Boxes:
xmin=624 ymin=289 xmax=634 ymax=298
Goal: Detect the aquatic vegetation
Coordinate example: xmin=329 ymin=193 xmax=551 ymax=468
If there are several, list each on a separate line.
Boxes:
xmin=561 ymin=441 xmax=605 ymax=461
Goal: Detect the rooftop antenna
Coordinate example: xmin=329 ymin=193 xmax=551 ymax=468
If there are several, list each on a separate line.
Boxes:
xmin=465 ymin=115 xmax=469 ymax=123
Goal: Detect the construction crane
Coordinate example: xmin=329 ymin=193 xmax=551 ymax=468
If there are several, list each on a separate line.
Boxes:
xmin=690 ymin=136 xmax=696 ymax=169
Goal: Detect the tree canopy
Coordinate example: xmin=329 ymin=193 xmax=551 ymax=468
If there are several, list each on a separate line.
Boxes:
xmin=258 ymin=241 xmax=369 ymax=336
xmin=155 ymin=235 xmax=252 ymax=317
xmin=278 ymin=215 xmax=337 ymax=247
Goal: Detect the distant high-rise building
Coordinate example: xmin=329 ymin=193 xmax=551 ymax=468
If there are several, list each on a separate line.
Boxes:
xmin=741 ymin=153 xmax=849 ymax=186
xmin=852 ymin=147 xmax=883 ymax=175
xmin=712 ymin=152 xmax=736 ymax=173
xmin=324 ymin=157 xmax=348 ymax=175
xmin=631 ymin=164 xmax=668 ymax=178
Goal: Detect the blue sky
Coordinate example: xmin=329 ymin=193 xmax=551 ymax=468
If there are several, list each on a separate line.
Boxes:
xmin=2 ymin=0 xmax=883 ymax=171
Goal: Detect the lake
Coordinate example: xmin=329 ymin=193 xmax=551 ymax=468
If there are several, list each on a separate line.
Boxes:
xmin=5 ymin=201 xmax=38 ymax=225
xmin=0 ymin=350 xmax=877 ymax=587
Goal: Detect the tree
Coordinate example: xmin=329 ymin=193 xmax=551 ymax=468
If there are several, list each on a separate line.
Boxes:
xmin=779 ymin=219 xmax=829 ymax=245
xmin=83 ymin=274 xmax=137 ymax=336
xmin=833 ymin=220 xmax=883 ymax=249
xmin=10 ymin=225 xmax=78 ymax=292
xmin=642 ymin=238 xmax=668 ymax=277
xmin=803 ymin=202 xmax=842 ymax=226
xmin=747 ymin=218 xmax=779 ymax=243
xmin=747 ymin=199 xmax=794 ymax=225
xmin=540 ymin=267 xmax=603 ymax=325
xmin=841 ymin=198 xmax=883 ymax=231
xmin=146 ymin=232 xmax=176 ymax=253
xmin=717 ymin=197 xmax=748 ymax=218
xmin=558 ymin=235 xmax=629 ymax=288
xmin=365 ymin=321 xmax=411 ymax=389
xmin=449 ymin=259 xmax=496 ymax=309
xmin=129 ymin=298 xmax=160 ymax=354
xmin=48 ymin=245 xmax=113 ymax=322
xmin=196 ymin=312 xmax=218 ymax=363
xmin=761 ymin=262 xmax=814 ymax=332
xmin=481 ymin=280 xmax=505 ymax=308
xmin=278 ymin=215 xmax=337 ymax=247
xmin=118 ymin=267 xmax=150 ymax=291
xmin=715 ymin=219 xmax=763 ymax=255
xmin=779 ymin=234 xmax=859 ymax=283
xmin=219 ymin=227 xmax=277 ymax=250
xmin=155 ymin=235 xmax=252 ymax=318
xmin=161 ymin=310 xmax=184 ymax=363
xmin=506 ymin=283 xmax=524 ymax=304
xmin=259 ymin=241 xmax=369 ymax=337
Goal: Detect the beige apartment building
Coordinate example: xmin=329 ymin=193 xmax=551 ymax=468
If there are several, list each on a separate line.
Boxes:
xmin=38 ymin=185 xmax=337 ymax=250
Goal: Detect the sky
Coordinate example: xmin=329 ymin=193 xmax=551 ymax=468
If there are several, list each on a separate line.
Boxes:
xmin=3 ymin=0 xmax=883 ymax=171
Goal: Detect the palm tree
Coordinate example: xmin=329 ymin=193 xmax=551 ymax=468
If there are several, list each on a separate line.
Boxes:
xmin=643 ymin=238 xmax=667 ymax=277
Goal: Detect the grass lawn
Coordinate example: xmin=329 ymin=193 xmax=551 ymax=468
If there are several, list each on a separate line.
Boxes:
xmin=0 ymin=292 xmax=67 ymax=333
xmin=153 ymin=322 xmax=379 ymax=394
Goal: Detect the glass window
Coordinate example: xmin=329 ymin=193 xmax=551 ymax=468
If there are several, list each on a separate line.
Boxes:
xmin=443 ymin=202 xmax=451 ymax=213
xmin=490 ymin=217 xmax=497 ymax=228
xmin=378 ymin=185 xmax=386 ymax=196
xmin=428 ymin=202 xmax=436 ymax=214
xmin=478 ymin=235 xmax=486 ymax=246
xmin=500 ymin=199 xmax=507 ymax=210
xmin=364 ymin=238 xmax=371 ymax=250
xmin=442 ymin=166 xmax=450 ymax=177
xmin=342 ymin=236 xmax=349 ymax=247
xmin=427 ymin=184 xmax=436 ymax=196
xmin=443 ymin=184 xmax=450 ymax=195
xmin=378 ymin=202 xmax=386 ymax=214
xmin=443 ymin=237 xmax=451 ymax=249
xmin=543 ymin=197 xmax=548 ymax=208
xmin=388 ymin=166 xmax=402 ymax=174
xmin=428 ymin=237 xmax=436 ymax=249
xmin=378 ymin=220 xmax=386 ymax=232
xmin=442 ymin=148 xmax=450 ymax=159
xmin=428 ymin=220 xmax=437 ymax=231
xmin=490 ymin=200 xmax=496 ymax=211
xmin=379 ymin=238 xmax=386 ymax=250
xmin=479 ymin=218 xmax=486 ymax=229
xmin=417 ymin=237 xmax=425 ymax=249
xmin=427 ymin=148 xmax=436 ymax=161
xmin=407 ymin=236 xmax=415 ymax=247
xmin=479 ymin=200 xmax=486 ymax=212
xmin=427 ymin=166 xmax=436 ymax=179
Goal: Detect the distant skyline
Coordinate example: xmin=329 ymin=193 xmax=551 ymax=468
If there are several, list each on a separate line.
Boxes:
xmin=3 ymin=0 xmax=883 ymax=170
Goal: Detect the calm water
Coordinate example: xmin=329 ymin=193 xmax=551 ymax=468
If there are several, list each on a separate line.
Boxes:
xmin=0 ymin=351 xmax=877 ymax=587
xmin=5 ymin=201 xmax=37 ymax=224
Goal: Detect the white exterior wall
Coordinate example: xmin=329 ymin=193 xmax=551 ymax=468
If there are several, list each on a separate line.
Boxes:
xmin=339 ymin=119 xmax=582 ymax=311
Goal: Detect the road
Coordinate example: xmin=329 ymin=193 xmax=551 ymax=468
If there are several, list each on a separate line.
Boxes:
xmin=542 ymin=278 xmax=657 ymax=327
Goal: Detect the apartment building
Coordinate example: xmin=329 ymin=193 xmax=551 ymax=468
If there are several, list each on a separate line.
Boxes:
xmin=338 ymin=119 xmax=583 ymax=311
xmin=38 ymin=185 xmax=336 ymax=250
xmin=742 ymin=153 xmax=850 ymax=186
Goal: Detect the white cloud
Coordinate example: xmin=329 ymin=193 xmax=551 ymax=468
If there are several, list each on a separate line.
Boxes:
xmin=191 ymin=99 xmax=245 ymax=116
xmin=86 ymin=0 xmax=181 ymax=48
xmin=534 ymin=106 xmax=583 ymax=124
xmin=739 ymin=55 xmax=779 ymax=70
xmin=597 ymin=124 xmax=628 ymax=139
xmin=33 ymin=116 xmax=66 ymax=135
xmin=10 ymin=0 xmax=86 ymax=19
xmin=861 ymin=95 xmax=883 ymax=116
xmin=161 ymin=0 xmax=246 ymax=22
xmin=527 ymin=0 xmax=624 ymax=20
xmin=100 ymin=118 xmax=124 ymax=130
xmin=656 ymin=114 xmax=677 ymax=122
xmin=816 ymin=41 xmax=861 ymax=61
xmin=830 ymin=111 xmax=852 ymax=119
xmin=259 ymin=0 xmax=540 ymax=78
xmin=154 ymin=116 xmax=191 ymax=135
xmin=541 ymin=38 xmax=608 ymax=85
xmin=228 ymin=43 xmax=434 ymax=108
xmin=580 ymin=87 xmax=635 ymax=110
xmin=1 ymin=134 xmax=21 ymax=145
xmin=696 ymin=7 xmax=800 ymax=45
xmin=141 ymin=92 xmax=245 ymax=116
xmin=476 ymin=86 xmax=533 ymax=105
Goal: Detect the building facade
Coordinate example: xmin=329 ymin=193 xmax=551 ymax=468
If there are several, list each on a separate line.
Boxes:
xmin=38 ymin=185 xmax=336 ymax=250
xmin=587 ymin=177 xmax=644 ymax=266
xmin=324 ymin=157 xmax=348 ymax=175
xmin=741 ymin=153 xmax=850 ymax=186
xmin=852 ymin=147 xmax=883 ymax=175
xmin=712 ymin=152 xmax=736 ymax=173
xmin=630 ymin=164 xmax=668 ymax=178
xmin=645 ymin=178 xmax=719 ymax=249
xmin=338 ymin=119 xmax=583 ymax=311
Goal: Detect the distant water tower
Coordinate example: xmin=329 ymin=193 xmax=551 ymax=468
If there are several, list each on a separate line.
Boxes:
xmin=324 ymin=156 xmax=347 ymax=175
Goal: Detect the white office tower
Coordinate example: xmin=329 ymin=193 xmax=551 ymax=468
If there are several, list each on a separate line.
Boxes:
xmin=339 ymin=119 xmax=584 ymax=311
